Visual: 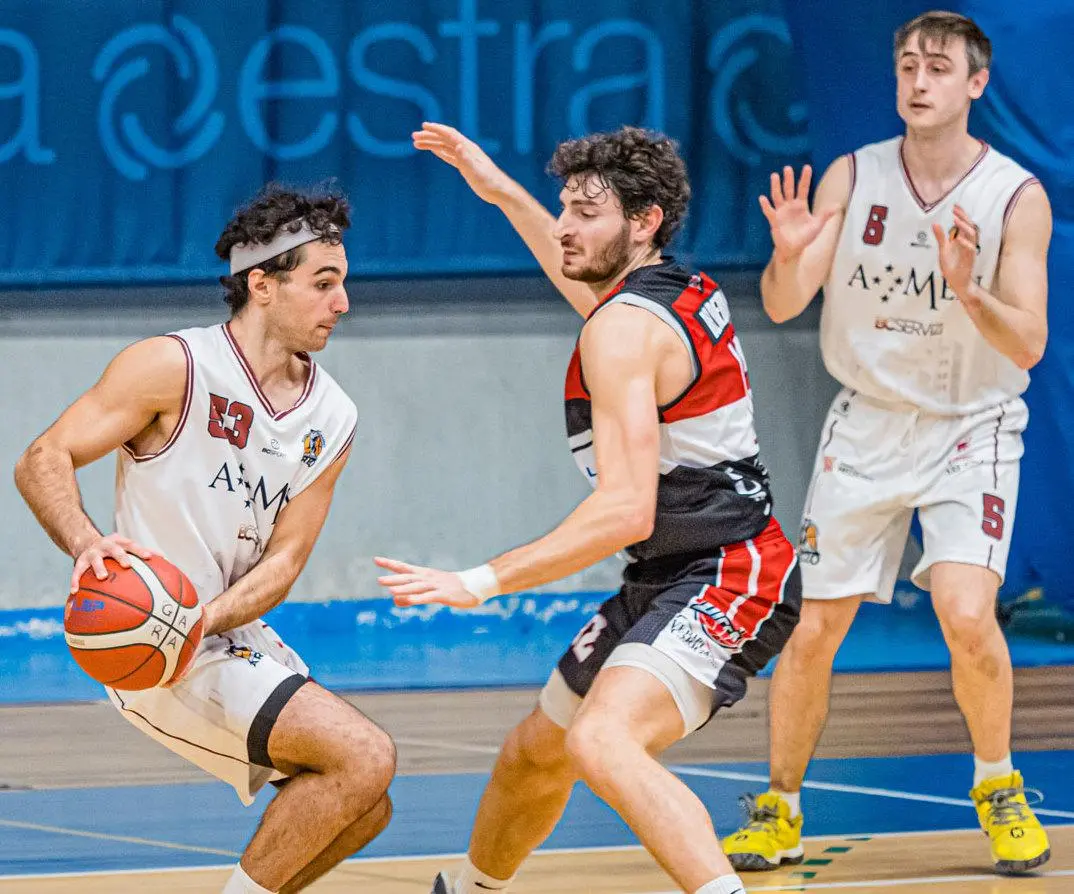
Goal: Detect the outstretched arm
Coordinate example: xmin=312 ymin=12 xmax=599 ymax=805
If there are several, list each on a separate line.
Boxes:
xmin=376 ymin=303 xmax=666 ymax=605
xmin=413 ymin=122 xmax=598 ymax=317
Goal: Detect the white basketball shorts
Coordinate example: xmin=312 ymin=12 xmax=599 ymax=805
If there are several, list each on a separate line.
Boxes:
xmin=107 ymin=618 xmax=308 ymax=805
xmin=798 ymin=388 xmax=1027 ymax=603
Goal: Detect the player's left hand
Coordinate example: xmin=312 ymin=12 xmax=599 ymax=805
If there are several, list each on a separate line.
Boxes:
xmin=932 ymin=204 xmax=979 ymax=301
xmin=374 ymin=557 xmax=480 ymax=608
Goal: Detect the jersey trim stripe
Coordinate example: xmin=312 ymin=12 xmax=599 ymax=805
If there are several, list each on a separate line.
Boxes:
xmin=898 ymin=137 xmax=989 ymax=212
xmin=121 ymin=334 xmax=194 ymax=464
xmin=326 ymin=423 xmax=357 ymax=467
xmin=222 ymin=323 xmax=318 ymax=421
xmin=1002 ymin=176 xmax=1041 ymax=235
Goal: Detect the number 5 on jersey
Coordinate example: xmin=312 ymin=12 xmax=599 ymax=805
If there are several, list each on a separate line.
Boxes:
xmin=863 ymin=204 xmax=888 ymax=246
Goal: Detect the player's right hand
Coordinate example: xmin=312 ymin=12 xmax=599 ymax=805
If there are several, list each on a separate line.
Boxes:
xmin=412 ymin=122 xmax=513 ymax=204
xmin=759 ymin=165 xmax=839 ymax=262
xmin=71 ymin=534 xmax=156 ymax=594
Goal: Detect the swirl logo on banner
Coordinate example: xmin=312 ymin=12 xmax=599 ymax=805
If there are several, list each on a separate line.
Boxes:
xmin=92 ymin=16 xmax=225 ymax=180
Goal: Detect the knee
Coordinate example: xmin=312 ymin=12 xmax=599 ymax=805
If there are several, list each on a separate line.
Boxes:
xmin=783 ymin=607 xmax=847 ymax=664
xmin=940 ymin=602 xmax=999 ymax=654
xmin=501 ymin=713 xmax=573 ymax=783
xmin=564 ymin=714 xmax=622 ymax=783
xmin=363 ymin=728 xmax=397 ymax=795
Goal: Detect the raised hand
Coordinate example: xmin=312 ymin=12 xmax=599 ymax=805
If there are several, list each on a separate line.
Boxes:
xmin=412 ymin=122 xmax=513 ymax=205
xmin=374 ymin=556 xmax=480 ymax=609
xmin=932 ymin=204 xmax=979 ymax=300
xmin=759 ymin=165 xmax=839 ymax=262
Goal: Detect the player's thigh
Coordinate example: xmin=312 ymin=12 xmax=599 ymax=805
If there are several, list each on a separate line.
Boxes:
xmin=540 ymin=591 xmax=635 ymax=729
xmin=929 ymin=562 xmax=1003 ymax=635
xmin=569 ymin=662 xmax=687 ymax=758
xmin=267 ymin=680 xmax=395 ymax=778
xmin=800 ymin=456 xmax=913 ymax=603
xmin=108 ymin=633 xmax=312 ymax=804
xmin=800 ymin=392 xmax=915 ymax=603
xmin=599 ymin=522 xmax=802 ymax=743
xmin=914 ymin=409 xmax=1023 ymax=593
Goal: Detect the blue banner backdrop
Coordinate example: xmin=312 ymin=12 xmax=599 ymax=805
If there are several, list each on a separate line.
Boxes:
xmin=0 ymin=0 xmax=810 ymax=284
xmin=784 ymin=1 xmax=1074 ymax=608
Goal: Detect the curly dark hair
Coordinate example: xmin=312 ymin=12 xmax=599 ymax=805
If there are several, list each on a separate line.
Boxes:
xmin=214 ymin=183 xmax=351 ymax=315
xmin=548 ymin=127 xmax=690 ymax=250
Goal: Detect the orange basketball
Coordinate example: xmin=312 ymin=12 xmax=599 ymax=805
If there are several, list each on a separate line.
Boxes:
xmin=64 ymin=554 xmax=203 ymax=690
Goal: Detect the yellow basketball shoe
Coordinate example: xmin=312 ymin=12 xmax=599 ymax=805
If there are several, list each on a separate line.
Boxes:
xmin=722 ymin=793 xmax=804 ymax=871
xmin=970 ymin=771 xmax=1051 ymax=874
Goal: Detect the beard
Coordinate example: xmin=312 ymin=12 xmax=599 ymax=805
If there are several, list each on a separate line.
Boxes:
xmin=562 ymin=221 xmax=632 ymax=283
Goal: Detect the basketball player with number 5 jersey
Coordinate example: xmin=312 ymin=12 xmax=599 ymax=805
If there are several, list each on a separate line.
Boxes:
xmin=721 ymin=11 xmax=1054 ymax=877
xmin=15 ymin=187 xmax=395 ymax=894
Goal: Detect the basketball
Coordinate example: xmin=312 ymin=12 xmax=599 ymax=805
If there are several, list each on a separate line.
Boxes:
xmin=64 ymin=554 xmax=203 ymax=690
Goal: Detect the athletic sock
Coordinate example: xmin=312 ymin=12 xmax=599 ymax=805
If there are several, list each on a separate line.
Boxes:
xmin=974 ymin=753 xmax=1014 ymax=787
xmin=694 ymin=874 xmax=746 ymax=894
xmin=456 ymin=858 xmax=514 ymax=893
xmin=222 ymin=864 xmax=275 ymax=894
xmin=772 ymin=788 xmax=801 ymax=818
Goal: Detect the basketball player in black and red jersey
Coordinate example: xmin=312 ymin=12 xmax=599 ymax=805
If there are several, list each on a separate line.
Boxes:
xmin=375 ymin=124 xmax=801 ymax=894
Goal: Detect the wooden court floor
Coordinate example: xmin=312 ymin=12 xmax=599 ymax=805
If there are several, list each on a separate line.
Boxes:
xmin=2 ymin=668 xmax=1072 ymax=893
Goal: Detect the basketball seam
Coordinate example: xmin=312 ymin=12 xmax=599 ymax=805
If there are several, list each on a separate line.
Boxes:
xmin=140 ymin=559 xmax=195 ymax=685
xmin=81 ymin=643 xmax=165 ymax=687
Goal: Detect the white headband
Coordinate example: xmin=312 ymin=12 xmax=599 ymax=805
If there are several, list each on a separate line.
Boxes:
xmin=228 ymin=218 xmax=324 ymax=274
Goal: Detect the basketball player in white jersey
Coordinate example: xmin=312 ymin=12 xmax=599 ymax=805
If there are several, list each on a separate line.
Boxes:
xmin=14 ymin=186 xmax=395 ymax=894
xmin=721 ymin=12 xmax=1053 ymax=875
xmin=377 ymin=124 xmax=802 ymax=894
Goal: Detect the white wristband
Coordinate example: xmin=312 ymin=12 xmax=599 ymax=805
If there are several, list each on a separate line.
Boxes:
xmin=457 ymin=563 xmax=500 ymax=604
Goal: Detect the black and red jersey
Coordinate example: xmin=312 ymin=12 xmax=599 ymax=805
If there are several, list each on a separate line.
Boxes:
xmin=565 ymin=258 xmax=772 ymax=562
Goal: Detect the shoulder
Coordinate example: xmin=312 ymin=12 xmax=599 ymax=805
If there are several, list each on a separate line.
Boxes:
xmin=1002 ymin=179 xmax=1052 ymax=250
xmin=98 ymin=335 xmax=188 ymax=408
xmin=581 ymin=301 xmax=677 ymax=368
xmin=310 ymin=362 xmax=359 ymax=424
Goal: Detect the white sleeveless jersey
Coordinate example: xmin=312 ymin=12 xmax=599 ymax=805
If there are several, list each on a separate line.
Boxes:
xmin=114 ymin=324 xmax=357 ymax=607
xmin=821 ymin=137 xmax=1039 ymax=414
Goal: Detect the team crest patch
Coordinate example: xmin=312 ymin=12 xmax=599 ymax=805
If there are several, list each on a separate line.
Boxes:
xmin=227 ymin=643 xmax=263 ymax=666
xmin=799 ymin=518 xmax=820 ymax=565
xmin=687 ymin=593 xmax=747 ymax=652
xmin=301 ymin=429 xmax=326 ymax=467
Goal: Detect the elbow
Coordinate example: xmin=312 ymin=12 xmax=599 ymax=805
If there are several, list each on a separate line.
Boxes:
xmin=617 ymin=504 xmax=655 ymax=546
xmin=13 ymin=442 xmax=41 ymax=497
xmin=761 ymin=292 xmax=806 ymax=325
xmin=1015 ymin=333 xmax=1047 ymax=370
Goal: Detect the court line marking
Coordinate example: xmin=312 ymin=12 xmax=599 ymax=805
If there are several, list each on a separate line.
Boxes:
xmin=643 ymin=868 xmax=1074 ymax=892
xmin=669 ymin=765 xmax=1074 ymax=819
xmin=0 ymin=818 xmax=240 ymax=858
xmin=393 ymin=736 xmax=501 ymax=756
xmin=5 ymin=828 xmax=1073 ymax=881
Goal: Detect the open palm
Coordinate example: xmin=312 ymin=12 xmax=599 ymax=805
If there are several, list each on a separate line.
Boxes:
xmin=412 ymin=122 xmax=511 ymax=205
xmin=759 ymin=166 xmax=837 ymax=261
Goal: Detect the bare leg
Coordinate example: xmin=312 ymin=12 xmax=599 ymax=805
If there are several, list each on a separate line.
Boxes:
xmin=240 ymin=682 xmax=396 ymax=891
xmin=467 ymin=707 xmax=578 ymax=881
xmin=279 ymin=794 xmax=392 ymax=893
xmin=566 ymin=665 xmax=727 ymax=893
xmin=768 ymin=596 xmax=862 ymax=793
xmin=931 ymin=562 xmax=1012 ymax=762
